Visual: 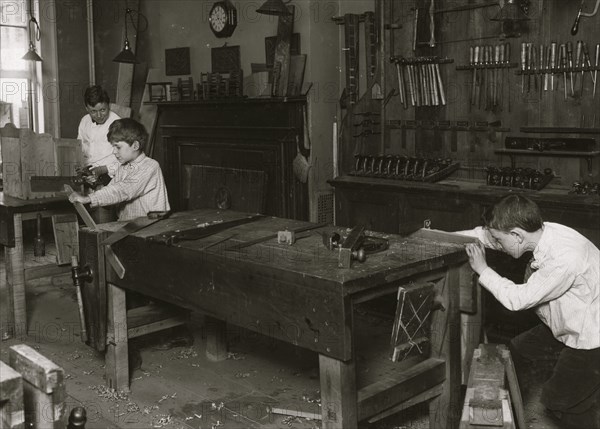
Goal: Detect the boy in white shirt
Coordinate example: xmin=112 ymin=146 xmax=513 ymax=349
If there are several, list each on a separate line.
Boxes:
xmin=458 ymin=194 xmax=599 ymax=428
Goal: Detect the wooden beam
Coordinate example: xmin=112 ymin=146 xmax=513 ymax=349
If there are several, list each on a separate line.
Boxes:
xmin=358 ymin=357 xmax=445 ymax=421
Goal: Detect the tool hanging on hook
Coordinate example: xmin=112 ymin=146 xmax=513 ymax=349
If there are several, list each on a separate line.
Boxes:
xmin=571 ymin=0 xmax=600 ymax=35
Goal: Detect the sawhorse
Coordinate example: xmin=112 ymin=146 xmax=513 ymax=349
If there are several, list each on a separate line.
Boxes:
xmin=460 ymin=343 xmax=526 ymax=429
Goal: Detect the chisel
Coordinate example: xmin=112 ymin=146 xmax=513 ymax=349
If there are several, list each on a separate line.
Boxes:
xmin=395 ymin=60 xmax=406 ymax=108
xmin=407 ymin=63 xmax=416 ymax=106
xmin=538 ymin=44 xmax=544 ymax=95
xmin=531 ymin=43 xmax=538 ymax=92
xmin=544 ymin=45 xmax=551 ymax=91
xmin=527 ymin=43 xmax=533 ymax=93
xmin=435 ymin=61 xmax=446 ymax=105
xmin=550 ymin=42 xmax=557 ymax=91
xmin=472 ymin=45 xmax=479 ymax=105
xmin=582 ymin=42 xmax=594 ymax=87
xmin=575 ymin=40 xmax=583 ymax=94
xmin=594 ymin=43 xmax=600 ymax=98
xmin=520 ymin=42 xmax=527 ymax=93
xmin=567 ymin=41 xmax=574 ymax=96
xmin=560 ymin=43 xmax=568 ymax=100
xmin=505 ymin=42 xmax=511 ymax=111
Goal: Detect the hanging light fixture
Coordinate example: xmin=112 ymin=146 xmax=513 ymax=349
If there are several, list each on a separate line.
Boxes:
xmin=22 ymin=0 xmax=42 ymax=62
xmin=113 ymin=5 xmax=147 ymax=64
xmin=256 ymin=0 xmax=292 ymax=16
xmin=113 ymin=7 xmax=137 ymax=63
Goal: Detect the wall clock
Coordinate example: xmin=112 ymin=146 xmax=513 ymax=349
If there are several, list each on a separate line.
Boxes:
xmin=208 ymin=1 xmax=238 ymax=38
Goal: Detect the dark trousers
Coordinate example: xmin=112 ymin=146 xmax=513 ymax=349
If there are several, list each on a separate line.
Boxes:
xmin=509 ymin=323 xmax=600 ymax=429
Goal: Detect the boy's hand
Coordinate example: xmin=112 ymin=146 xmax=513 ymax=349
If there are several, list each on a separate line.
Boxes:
xmin=465 ymin=240 xmax=488 ymax=275
xmin=68 ymin=192 xmax=91 ymax=205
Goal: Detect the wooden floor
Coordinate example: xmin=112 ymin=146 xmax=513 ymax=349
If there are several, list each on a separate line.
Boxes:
xmin=0 ymin=235 xmax=560 ymax=429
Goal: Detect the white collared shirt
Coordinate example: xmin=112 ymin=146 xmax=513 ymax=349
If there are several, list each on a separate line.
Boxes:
xmin=457 ymin=223 xmax=600 ymax=349
xmin=89 ymin=153 xmax=170 ymax=221
xmin=77 ymin=111 xmax=120 ymax=176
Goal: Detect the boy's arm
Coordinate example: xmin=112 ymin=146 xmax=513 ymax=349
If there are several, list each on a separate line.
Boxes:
xmin=476 ymin=257 xmax=575 ymax=311
xmin=90 ymin=162 xmax=159 ymax=207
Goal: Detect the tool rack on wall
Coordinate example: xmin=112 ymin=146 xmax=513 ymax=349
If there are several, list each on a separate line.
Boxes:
xmin=334 ymin=0 xmax=600 ymax=192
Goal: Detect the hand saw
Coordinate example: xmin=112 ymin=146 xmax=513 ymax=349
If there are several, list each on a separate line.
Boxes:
xmin=30 ymin=176 xmax=84 ymax=193
xmin=146 ymin=214 xmax=267 ymax=246
xmin=101 ymin=211 xmax=170 ymax=246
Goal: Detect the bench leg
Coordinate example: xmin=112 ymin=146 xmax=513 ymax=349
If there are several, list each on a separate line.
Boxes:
xmin=429 ymin=266 xmax=462 ymax=429
xmin=4 ymin=214 xmax=25 ymax=339
xmin=319 ymin=354 xmax=357 ymax=429
xmin=205 ymin=316 xmax=227 ymax=362
xmin=105 ymin=282 xmax=129 ymax=392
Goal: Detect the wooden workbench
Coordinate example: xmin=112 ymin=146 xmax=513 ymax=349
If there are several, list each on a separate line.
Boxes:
xmin=1 ymin=192 xmax=74 ymax=340
xmin=80 ymin=209 xmax=477 ymax=429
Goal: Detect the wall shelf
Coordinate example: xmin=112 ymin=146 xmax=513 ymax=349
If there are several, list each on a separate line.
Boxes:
xmin=495 ymin=149 xmax=600 ymax=171
xmin=520 ymin=127 xmax=600 ymax=134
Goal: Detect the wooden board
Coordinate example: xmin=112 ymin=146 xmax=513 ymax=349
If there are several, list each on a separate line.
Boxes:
xmin=1 ymin=126 xmax=57 ymax=199
xmin=54 ymin=137 xmax=83 ymax=176
xmin=138 ymin=68 xmax=160 ymax=158
xmin=272 ymin=5 xmax=295 ymax=97
xmin=287 ymin=54 xmax=307 ymax=97
xmin=52 ymin=213 xmax=79 ymax=266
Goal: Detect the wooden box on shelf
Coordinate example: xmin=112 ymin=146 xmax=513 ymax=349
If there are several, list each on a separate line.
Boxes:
xmin=0 ymin=123 xmax=82 ymax=199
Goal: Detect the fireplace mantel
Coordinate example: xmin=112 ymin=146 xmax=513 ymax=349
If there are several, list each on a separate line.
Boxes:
xmin=150 ymin=98 xmax=308 ymax=220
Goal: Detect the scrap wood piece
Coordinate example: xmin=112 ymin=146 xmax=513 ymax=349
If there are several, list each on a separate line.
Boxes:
xmin=8 ymin=344 xmax=66 ymax=428
xmin=0 ymin=360 xmax=24 ymax=429
xmin=272 ymin=5 xmax=295 ymax=96
xmin=270 ymin=407 xmax=322 ymax=421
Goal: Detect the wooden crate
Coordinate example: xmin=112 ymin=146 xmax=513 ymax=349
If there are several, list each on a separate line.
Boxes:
xmin=1 ymin=124 xmax=82 ymax=199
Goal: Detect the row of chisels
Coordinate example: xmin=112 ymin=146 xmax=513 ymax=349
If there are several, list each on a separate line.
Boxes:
xmin=391 ymin=56 xmax=453 ymax=108
xmin=517 ymin=40 xmax=600 ymax=99
xmin=456 ymin=43 xmax=514 ymax=111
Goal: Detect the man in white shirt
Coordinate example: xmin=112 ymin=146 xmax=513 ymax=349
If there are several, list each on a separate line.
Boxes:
xmin=77 ymin=85 xmax=121 ymax=179
xmin=458 ymin=194 xmax=599 ymax=428
xmin=77 ymin=85 xmax=121 ymax=222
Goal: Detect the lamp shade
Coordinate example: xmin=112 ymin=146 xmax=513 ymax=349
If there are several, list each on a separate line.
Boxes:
xmin=257 ymin=0 xmax=292 ymax=16
xmin=113 ymin=38 xmax=137 ymax=64
xmin=22 ymin=42 xmax=42 ymax=62
xmin=491 ymin=0 xmax=529 ymax=21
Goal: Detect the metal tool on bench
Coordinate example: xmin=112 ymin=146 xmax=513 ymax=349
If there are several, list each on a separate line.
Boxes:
xmin=146 ymin=213 xmax=266 ymax=246
xmin=224 ymin=222 xmax=328 ymax=252
xmin=321 ymin=225 xmax=389 ymax=269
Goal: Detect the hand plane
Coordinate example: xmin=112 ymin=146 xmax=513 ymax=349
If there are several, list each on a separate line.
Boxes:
xmin=323 ymin=225 xmax=389 ymax=269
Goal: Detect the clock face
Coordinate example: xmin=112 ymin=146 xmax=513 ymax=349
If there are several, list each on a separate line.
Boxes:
xmin=210 ymin=5 xmax=227 ymax=32
xmin=208 ymin=1 xmax=237 ymax=37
